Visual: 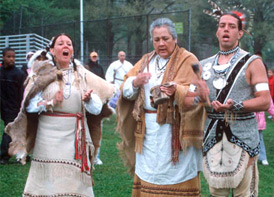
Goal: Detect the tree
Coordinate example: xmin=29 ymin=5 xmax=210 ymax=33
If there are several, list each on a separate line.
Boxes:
xmin=82 ymin=0 xmax=183 ymax=65
xmin=0 ymin=0 xmax=79 ymax=35
xmin=1 ymin=0 xmax=273 ymax=65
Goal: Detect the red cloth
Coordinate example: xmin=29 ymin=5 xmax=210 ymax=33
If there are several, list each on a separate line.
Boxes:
xmin=269 ymin=76 xmax=274 ymax=101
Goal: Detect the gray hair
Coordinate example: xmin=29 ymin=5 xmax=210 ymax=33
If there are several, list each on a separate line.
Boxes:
xmin=149 ymin=18 xmax=177 ymax=40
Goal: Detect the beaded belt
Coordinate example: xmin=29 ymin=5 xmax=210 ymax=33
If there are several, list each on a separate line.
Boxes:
xmin=42 ymin=111 xmax=89 ymax=172
xmin=207 ymin=111 xmax=255 ymax=120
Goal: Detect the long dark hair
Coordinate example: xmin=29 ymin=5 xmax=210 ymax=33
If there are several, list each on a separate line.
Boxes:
xmin=41 ymin=33 xmax=77 ymax=71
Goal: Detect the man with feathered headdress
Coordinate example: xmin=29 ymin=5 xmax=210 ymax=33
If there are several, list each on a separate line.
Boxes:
xmin=185 ymin=1 xmax=271 ymax=196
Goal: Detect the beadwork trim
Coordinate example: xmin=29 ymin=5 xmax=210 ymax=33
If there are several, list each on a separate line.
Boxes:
xmin=23 ymin=192 xmax=86 ymax=197
xmin=203 ymin=136 xmax=260 ymax=157
xmin=207 ymin=112 xmax=255 ymax=120
xmin=32 ymin=158 xmax=91 ymax=175
xmin=204 ymin=147 xmax=247 ymax=178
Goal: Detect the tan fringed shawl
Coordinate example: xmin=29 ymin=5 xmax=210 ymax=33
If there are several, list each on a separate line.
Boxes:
xmin=116 ymin=46 xmax=206 ymax=175
xmin=5 ymin=59 xmax=115 ymax=167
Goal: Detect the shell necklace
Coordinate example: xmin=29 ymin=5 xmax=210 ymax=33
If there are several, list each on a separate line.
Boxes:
xmin=212 ymin=48 xmax=239 ymax=89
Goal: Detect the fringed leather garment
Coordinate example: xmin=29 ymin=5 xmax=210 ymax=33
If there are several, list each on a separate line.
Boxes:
xmin=116 ymin=46 xmax=206 ymax=176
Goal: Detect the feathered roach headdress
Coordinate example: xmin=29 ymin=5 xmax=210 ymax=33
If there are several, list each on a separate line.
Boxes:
xmin=203 ymin=0 xmax=254 ymax=35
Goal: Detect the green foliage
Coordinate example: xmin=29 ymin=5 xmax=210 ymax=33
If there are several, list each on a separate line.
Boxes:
xmin=218 ymin=0 xmax=274 ymax=63
xmin=1 ymin=0 xmax=273 ymax=64
xmin=1 ymin=115 xmax=274 ymax=196
xmin=0 ymin=0 xmax=79 ymax=35
xmin=257 ymin=116 xmax=274 ymax=195
xmin=93 ymin=116 xmax=133 ymax=196
xmin=0 ymin=0 xmax=20 ymax=28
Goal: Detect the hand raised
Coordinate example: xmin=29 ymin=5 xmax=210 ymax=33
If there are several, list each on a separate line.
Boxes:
xmin=83 ymin=89 xmax=93 ymax=102
xmin=133 ymin=72 xmax=152 ymax=87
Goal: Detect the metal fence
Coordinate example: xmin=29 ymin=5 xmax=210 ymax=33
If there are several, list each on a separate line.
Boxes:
xmin=0 ymin=34 xmax=50 ymax=66
xmin=1 ymin=10 xmax=191 ymax=71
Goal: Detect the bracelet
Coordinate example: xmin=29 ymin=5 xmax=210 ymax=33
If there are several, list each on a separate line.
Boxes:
xmin=231 ymin=100 xmax=244 ymax=112
xmin=193 ymin=95 xmax=201 ymax=106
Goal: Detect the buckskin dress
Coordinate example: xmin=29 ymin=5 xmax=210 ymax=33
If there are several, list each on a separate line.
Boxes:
xmin=5 ymin=59 xmax=115 ymax=197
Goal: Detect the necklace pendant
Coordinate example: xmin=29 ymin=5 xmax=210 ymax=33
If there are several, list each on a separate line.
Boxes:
xmin=156 ymin=72 xmax=162 ymax=79
xmin=213 ymin=77 xmax=227 ymax=89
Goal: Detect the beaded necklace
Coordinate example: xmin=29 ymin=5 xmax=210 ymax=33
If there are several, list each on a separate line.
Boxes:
xmin=62 ymin=62 xmax=74 ymax=99
xmin=218 ymin=46 xmax=239 ymax=56
xmin=212 ymin=48 xmax=240 ymax=89
xmin=155 ymin=56 xmax=169 ymax=79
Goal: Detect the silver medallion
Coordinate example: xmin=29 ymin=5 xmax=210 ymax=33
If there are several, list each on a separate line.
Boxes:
xmin=202 ymin=71 xmax=211 ymax=80
xmin=213 ymin=77 xmax=227 ymax=89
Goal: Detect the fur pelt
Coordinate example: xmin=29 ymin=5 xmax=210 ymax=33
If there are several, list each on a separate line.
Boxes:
xmin=86 ymin=104 xmax=113 ymax=157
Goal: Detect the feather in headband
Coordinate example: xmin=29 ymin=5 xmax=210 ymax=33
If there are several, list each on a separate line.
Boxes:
xmin=203 ymin=0 xmax=254 ymax=35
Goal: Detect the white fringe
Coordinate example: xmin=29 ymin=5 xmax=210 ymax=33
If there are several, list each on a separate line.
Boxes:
xmin=24 ymin=160 xmax=93 ymax=196
xmin=203 ymin=152 xmax=249 ymax=188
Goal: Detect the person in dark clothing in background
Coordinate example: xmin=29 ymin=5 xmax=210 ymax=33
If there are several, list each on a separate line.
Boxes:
xmin=85 ymin=51 xmax=105 ymax=79
xmin=85 ymin=51 xmax=106 ymax=165
xmin=0 ymin=47 xmax=26 ymax=164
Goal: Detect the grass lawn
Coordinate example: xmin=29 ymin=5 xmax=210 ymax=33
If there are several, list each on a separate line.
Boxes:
xmin=0 ymin=115 xmax=273 ymax=196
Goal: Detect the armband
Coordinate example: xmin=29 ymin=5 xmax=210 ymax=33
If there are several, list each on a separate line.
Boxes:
xmin=254 ymin=83 xmax=269 ymax=92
